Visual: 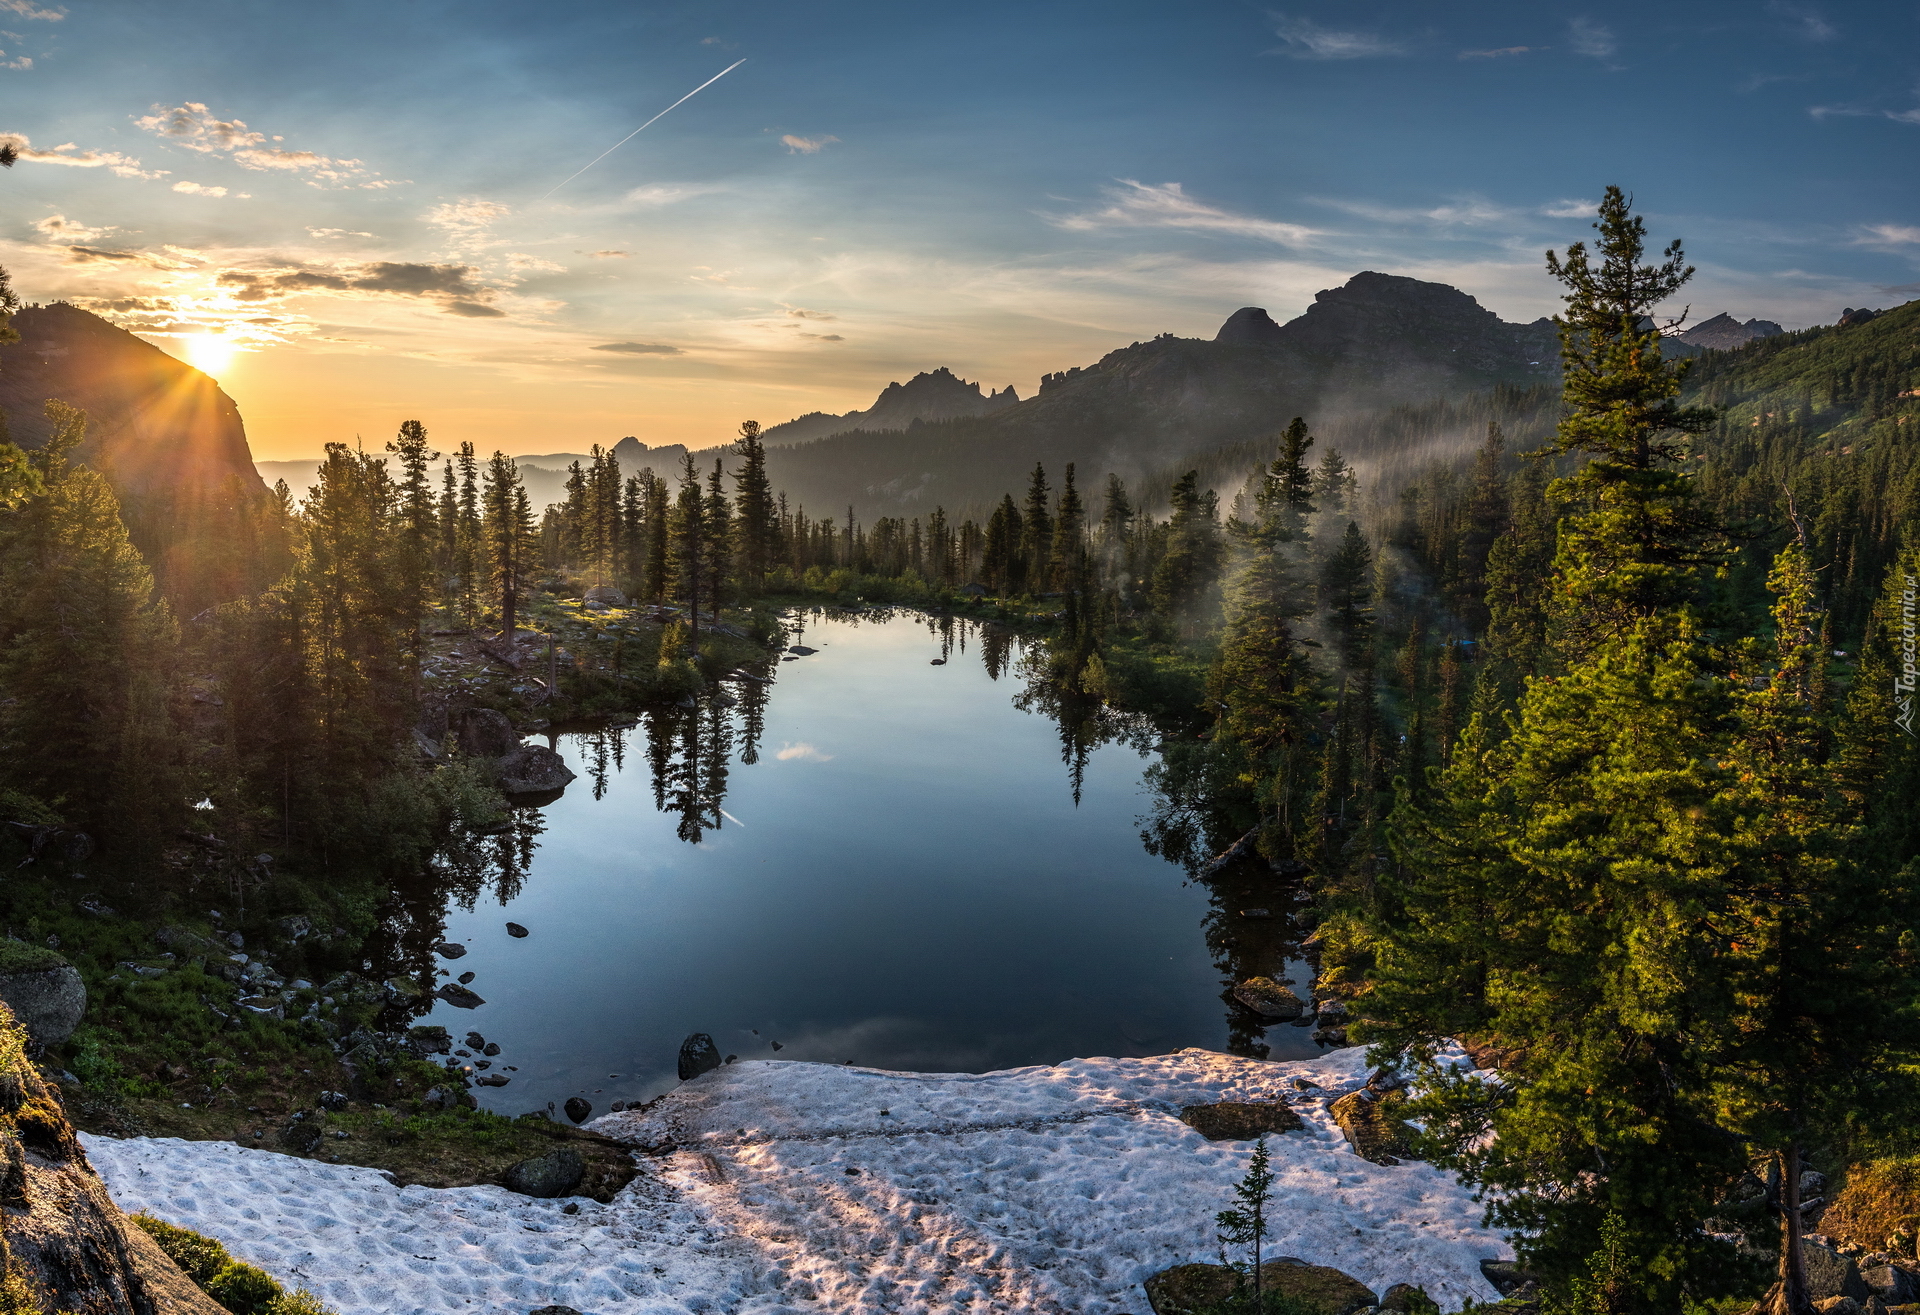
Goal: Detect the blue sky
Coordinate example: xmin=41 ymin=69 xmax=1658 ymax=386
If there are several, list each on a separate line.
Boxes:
xmin=2 ymin=0 xmax=1916 ymax=457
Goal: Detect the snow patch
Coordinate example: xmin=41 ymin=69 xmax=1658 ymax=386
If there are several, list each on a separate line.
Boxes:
xmin=86 ymin=1047 xmax=1508 ymax=1314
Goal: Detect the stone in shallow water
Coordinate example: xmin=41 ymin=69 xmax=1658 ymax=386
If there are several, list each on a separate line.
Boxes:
xmin=434 ymin=942 xmax=466 ymax=959
xmin=678 ymin=1032 xmax=723 ymax=1081
xmin=563 ymin=1096 xmax=592 ymax=1124
xmin=505 ymin=922 xmax=529 ymax=938
xmin=436 ymin=983 xmax=485 ymax=1009
xmin=1232 ymin=976 xmax=1305 ymax=1019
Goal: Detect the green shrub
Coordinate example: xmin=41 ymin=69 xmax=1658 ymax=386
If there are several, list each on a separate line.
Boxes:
xmin=267 ymin=1289 xmax=334 ymax=1315
xmin=205 ymin=1260 xmax=282 ymax=1314
xmin=0 ymin=940 xmax=64 ymax=976
xmin=132 ymin=1212 xmax=231 ymax=1286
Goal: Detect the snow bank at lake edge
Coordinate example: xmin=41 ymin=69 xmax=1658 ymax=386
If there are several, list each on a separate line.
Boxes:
xmin=87 ymin=1046 xmax=1509 ymax=1315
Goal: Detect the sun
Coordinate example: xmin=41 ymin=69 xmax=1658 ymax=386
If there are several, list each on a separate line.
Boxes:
xmin=182 ymin=333 xmax=238 ymax=377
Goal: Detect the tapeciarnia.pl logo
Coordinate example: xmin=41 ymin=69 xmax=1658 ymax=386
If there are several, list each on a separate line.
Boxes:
xmin=1898 ymin=573 xmax=1917 ymax=738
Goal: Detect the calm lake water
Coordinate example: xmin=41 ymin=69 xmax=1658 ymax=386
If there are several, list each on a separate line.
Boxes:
xmin=420 ymin=610 xmax=1318 ymax=1116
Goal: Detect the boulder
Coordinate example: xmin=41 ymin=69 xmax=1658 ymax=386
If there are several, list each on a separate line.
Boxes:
xmin=563 ymin=1096 xmax=592 ymax=1124
xmin=502 ymin=1149 xmax=585 ymax=1199
xmin=679 ymin=1032 xmax=723 ymax=1081
xmin=405 ymin=1025 xmax=452 ymax=1057
xmin=1814 ymin=1299 xmax=1863 ymax=1314
xmin=0 ymin=944 xmax=85 ymax=1049
xmin=1380 ymin=1282 xmax=1435 ymax=1311
xmin=1179 ymin=1101 xmax=1304 ymax=1141
xmin=436 ymin=984 xmax=486 ymax=1009
xmin=1331 ymin=1088 xmax=1411 ymax=1165
xmin=435 ymin=942 xmax=468 ymax=959
xmin=506 ymin=922 xmax=530 ymax=939
xmin=787 ymin=645 xmax=817 ymax=655
xmin=1232 ymin=977 xmax=1305 ymax=1020
xmin=475 ymin=1074 xmax=510 ymax=1087
xmin=1480 ymin=1260 xmax=1539 ymax=1297
xmin=1804 ymin=1240 xmax=1872 ymax=1303
xmin=583 ymin=585 xmax=627 ymax=607
xmin=459 ymin=708 xmax=517 ymax=758
xmin=1862 ymin=1263 xmax=1920 ymax=1305
xmin=1143 ymin=1259 xmax=1376 ymax=1315
xmin=497 ymin=744 xmax=576 ymax=795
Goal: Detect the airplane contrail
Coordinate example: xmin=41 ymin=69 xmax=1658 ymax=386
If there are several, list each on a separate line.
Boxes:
xmin=540 ymin=59 xmax=746 ymax=200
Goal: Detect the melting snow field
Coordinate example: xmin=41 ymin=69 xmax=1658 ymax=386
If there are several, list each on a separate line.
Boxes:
xmin=85 ymin=1046 xmax=1509 ymax=1314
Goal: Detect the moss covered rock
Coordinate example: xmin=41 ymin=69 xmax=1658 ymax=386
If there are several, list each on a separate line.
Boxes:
xmin=1179 ymin=1101 xmax=1304 ymax=1141
xmin=1143 ymin=1260 xmax=1378 ymax=1315
xmin=0 ymin=942 xmax=84 ymax=1048
xmin=1330 ymin=1088 xmax=1411 ymax=1166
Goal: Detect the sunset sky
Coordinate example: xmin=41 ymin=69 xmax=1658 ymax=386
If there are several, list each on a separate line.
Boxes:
xmin=3 ymin=0 xmax=1917 ymax=460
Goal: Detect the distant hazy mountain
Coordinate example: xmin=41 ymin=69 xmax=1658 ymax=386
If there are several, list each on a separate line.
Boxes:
xmin=754 ymin=271 xmax=1559 ymax=520
xmin=761 ymin=368 xmax=1019 ymax=447
xmin=1671 ymin=313 xmax=1784 ymax=353
xmin=260 ymin=434 xmax=692 ymax=505
xmin=0 ymin=303 xmax=264 ymax=496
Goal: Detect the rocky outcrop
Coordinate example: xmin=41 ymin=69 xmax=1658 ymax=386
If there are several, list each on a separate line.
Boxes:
xmin=0 ymin=1001 xmax=226 ymax=1313
xmin=1231 ymin=977 xmax=1305 ymax=1019
xmin=0 ymin=943 xmax=85 ymax=1049
xmin=1330 ymin=1087 xmax=1412 ymax=1165
xmin=0 ymin=303 xmax=263 ymax=498
xmin=501 ymin=1148 xmax=585 ymax=1199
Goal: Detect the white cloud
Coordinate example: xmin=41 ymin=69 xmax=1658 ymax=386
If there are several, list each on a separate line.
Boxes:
xmin=1568 ymin=18 xmax=1616 ymax=58
xmin=775 ymin=741 xmax=833 ymax=761
xmin=0 ymin=132 xmax=163 ymax=177
xmin=427 ymin=198 xmax=510 ymax=235
xmin=785 ymin=307 xmax=836 ymax=320
xmin=587 ymin=249 xmax=630 ymax=258
xmin=31 ymin=213 xmax=110 ymax=242
xmin=1268 ymin=14 xmax=1402 ymax=60
xmin=1051 ymin=180 xmax=1320 ymax=247
xmin=1542 ymin=198 xmax=1599 ymax=218
xmin=1811 ymin=102 xmax=1920 ymax=126
xmin=780 ymin=134 xmax=838 ymax=154
xmin=134 ymin=103 xmax=382 ymax=186
xmin=1459 ymin=46 xmax=1536 ymax=59
xmin=508 ymin=252 xmax=566 ymax=272
xmin=0 ymin=0 xmax=62 ymax=20
xmin=172 ymin=180 xmax=229 ymax=197
xmin=309 ymin=227 xmax=374 ymax=239
xmin=0 ymin=52 xmax=29 ymax=70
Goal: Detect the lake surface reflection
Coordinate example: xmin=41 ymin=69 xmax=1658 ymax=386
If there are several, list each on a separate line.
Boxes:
xmin=419 ymin=610 xmax=1318 ymax=1115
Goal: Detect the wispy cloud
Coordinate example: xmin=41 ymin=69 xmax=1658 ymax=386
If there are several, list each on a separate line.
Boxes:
xmin=1268 ymin=14 xmax=1402 ymax=59
xmin=134 ymin=102 xmax=394 ymax=187
xmin=0 ymin=51 xmax=30 ymax=70
xmin=1317 ymin=195 xmax=1512 ymax=226
xmin=1857 ymin=223 xmax=1920 ymax=248
xmin=0 ymin=0 xmax=62 ymax=20
xmin=172 ymin=180 xmax=240 ymax=197
xmin=592 ymin=341 xmax=682 ymax=355
xmin=622 ymin=183 xmax=725 ymax=207
xmin=780 ymin=134 xmax=838 ymax=154
xmin=1542 ymin=198 xmax=1599 ymax=218
xmin=218 ymin=260 xmax=505 ymax=317
xmin=1811 ymin=102 xmax=1920 ymax=126
xmin=1459 ymin=46 xmax=1537 ymax=59
xmin=1568 ymin=17 xmax=1616 ymax=59
xmin=1051 ymin=180 xmax=1320 ymax=247
xmin=62 ymin=245 xmax=199 ymax=271
xmin=775 ymin=741 xmax=833 ymax=762
xmin=0 ymin=131 xmax=163 ymax=178
xmin=785 ymin=307 xmax=836 ymax=320
xmin=587 ymin=249 xmax=629 ymax=258
xmin=1768 ymin=1 xmax=1836 ymax=41
xmin=507 ymin=252 xmax=565 ymax=272
xmin=425 ymin=198 xmax=510 ymax=252
xmin=309 ymin=227 xmax=374 ymax=239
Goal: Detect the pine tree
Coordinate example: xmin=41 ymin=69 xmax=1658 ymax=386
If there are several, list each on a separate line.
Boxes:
xmin=1021 ymin=464 xmax=1052 ymax=594
xmin=730 ymin=421 xmax=776 ymax=591
xmin=1150 ymin=471 xmax=1224 ymax=630
xmin=384 ymin=419 xmax=438 ymax=666
xmin=668 ymin=455 xmax=709 ymax=653
xmin=481 ymin=451 xmax=535 ymax=636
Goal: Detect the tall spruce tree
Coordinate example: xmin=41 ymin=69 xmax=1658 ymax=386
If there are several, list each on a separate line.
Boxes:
xmin=730 ymin=421 xmax=776 ymax=591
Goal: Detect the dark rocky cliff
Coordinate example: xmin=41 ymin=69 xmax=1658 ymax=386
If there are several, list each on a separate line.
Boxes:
xmin=0 ymin=304 xmax=265 ymax=497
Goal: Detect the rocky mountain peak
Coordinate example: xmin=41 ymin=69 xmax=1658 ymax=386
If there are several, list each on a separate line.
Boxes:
xmin=761 ymin=367 xmax=1018 ymax=446
xmin=1673 ymin=312 xmax=1785 ymax=351
xmin=1214 ymin=307 xmax=1286 ymax=345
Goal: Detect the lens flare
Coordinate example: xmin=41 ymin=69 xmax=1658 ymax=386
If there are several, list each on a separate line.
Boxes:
xmin=183 ymin=333 xmax=238 ymax=377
